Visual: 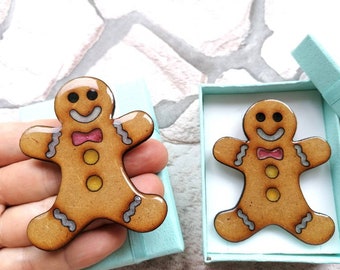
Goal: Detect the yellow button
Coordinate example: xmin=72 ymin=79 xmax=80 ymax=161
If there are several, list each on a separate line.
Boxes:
xmin=83 ymin=149 xmax=99 ymax=165
xmin=86 ymin=175 xmax=103 ymax=192
xmin=265 ymin=165 xmax=279 ymax=179
xmin=266 ymin=187 xmax=280 ymax=202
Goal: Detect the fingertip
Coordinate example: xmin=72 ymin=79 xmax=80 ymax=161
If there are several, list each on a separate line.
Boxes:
xmin=66 ymin=223 xmax=127 ymax=269
xmin=131 ymin=173 xmax=165 ymax=196
xmin=0 ymin=120 xmax=60 ymax=166
xmin=124 ymin=138 xmax=169 ymax=177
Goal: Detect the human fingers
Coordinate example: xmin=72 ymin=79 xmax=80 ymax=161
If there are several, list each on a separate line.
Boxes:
xmin=0 ymin=121 xmax=168 ymax=172
xmin=0 ymin=160 xmax=60 ymax=206
xmin=0 ymin=197 xmax=55 ymax=248
xmin=0 ymin=120 xmax=59 ymax=167
xmin=123 ymin=137 xmax=168 ymax=177
xmin=0 ymin=136 xmax=167 ymax=206
xmin=0 ymin=223 xmax=127 ymax=270
xmin=0 ymin=173 xmax=164 ymax=248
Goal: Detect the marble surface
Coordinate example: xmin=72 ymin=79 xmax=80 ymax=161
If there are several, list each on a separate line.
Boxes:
xmin=1 ymin=0 xmax=340 ymax=269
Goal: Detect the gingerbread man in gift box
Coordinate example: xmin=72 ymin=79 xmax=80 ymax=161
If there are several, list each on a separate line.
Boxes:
xmin=213 ymin=99 xmax=334 ymax=245
xmin=20 ymin=76 xmax=167 ymax=250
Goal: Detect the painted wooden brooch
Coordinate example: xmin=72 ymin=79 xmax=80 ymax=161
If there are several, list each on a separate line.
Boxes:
xmin=213 ymin=99 xmax=334 ymax=245
xmin=20 ymin=76 xmax=167 ymax=250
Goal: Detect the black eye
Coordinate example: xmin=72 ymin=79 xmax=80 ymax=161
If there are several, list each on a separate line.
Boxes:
xmin=273 ymin=112 xmax=282 ymax=122
xmin=87 ymin=89 xmax=98 ymax=101
xmin=256 ymin=112 xmax=265 ymax=122
xmin=68 ymin=92 xmax=79 ymax=103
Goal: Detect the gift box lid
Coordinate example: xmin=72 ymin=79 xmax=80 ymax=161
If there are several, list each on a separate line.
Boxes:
xmin=199 ymin=35 xmax=340 ymax=264
xmin=293 ymin=35 xmax=340 ymax=117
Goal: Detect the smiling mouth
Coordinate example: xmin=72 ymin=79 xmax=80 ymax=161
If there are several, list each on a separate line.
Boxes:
xmin=256 ymin=128 xmax=285 ymax=141
xmin=70 ymin=106 xmax=102 ymax=123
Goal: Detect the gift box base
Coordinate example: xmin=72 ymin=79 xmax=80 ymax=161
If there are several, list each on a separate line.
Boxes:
xmin=200 ymin=81 xmax=340 ymax=264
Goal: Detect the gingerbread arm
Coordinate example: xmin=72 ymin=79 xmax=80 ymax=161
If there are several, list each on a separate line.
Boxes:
xmin=113 ymin=110 xmax=154 ymax=149
xmin=213 ymin=137 xmax=248 ymax=171
xmin=294 ymin=137 xmax=331 ymax=170
xmin=20 ymin=125 xmax=62 ymax=161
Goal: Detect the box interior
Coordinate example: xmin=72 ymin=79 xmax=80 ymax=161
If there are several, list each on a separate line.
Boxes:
xmin=201 ymin=82 xmax=340 ymax=262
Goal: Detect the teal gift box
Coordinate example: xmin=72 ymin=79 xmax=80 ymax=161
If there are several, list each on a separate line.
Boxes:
xmin=200 ymin=36 xmax=340 ymax=263
xmin=19 ymin=80 xmax=184 ymax=269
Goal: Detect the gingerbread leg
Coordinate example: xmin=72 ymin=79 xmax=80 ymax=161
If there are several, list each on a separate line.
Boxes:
xmin=119 ymin=193 xmax=167 ymax=232
xmin=214 ymin=208 xmax=258 ymax=242
xmin=289 ymin=211 xmax=335 ymax=245
xmin=27 ymin=207 xmax=84 ymax=251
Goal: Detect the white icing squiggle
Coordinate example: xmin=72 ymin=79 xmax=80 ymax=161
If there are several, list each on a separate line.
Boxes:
xmin=234 ymin=144 xmax=249 ymax=166
xmin=46 ymin=130 xmax=62 ymax=158
xmin=294 ymin=144 xmax=310 ymax=167
xmin=113 ymin=119 xmax=132 ymax=145
xmin=295 ymin=212 xmax=312 ymax=233
xmin=123 ymin=195 xmax=142 ymax=223
xmin=237 ymin=209 xmax=255 ymax=231
xmin=53 ymin=208 xmax=76 ymax=232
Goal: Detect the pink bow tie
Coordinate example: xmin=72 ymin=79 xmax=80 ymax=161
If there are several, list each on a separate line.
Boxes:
xmin=257 ymin=147 xmax=283 ymax=160
xmin=72 ymin=128 xmax=103 ymax=146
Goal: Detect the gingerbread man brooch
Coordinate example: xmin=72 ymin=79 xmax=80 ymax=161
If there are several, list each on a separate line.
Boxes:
xmin=20 ymin=76 xmax=167 ymax=250
xmin=213 ymin=99 xmax=334 ymax=245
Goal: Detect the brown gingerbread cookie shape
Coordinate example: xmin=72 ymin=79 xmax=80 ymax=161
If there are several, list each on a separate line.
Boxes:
xmin=213 ymin=99 xmax=334 ymax=245
xmin=20 ymin=76 xmax=167 ymax=251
